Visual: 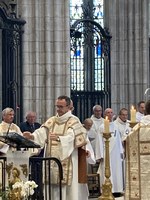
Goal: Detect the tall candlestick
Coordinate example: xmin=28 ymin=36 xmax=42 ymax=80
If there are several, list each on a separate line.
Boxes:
xmin=104 ymin=116 xmax=110 ymax=133
xmin=130 ymin=106 xmax=136 ymax=123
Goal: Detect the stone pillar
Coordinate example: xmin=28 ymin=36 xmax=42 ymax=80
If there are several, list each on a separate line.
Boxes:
xmin=104 ymin=0 xmax=149 ymax=114
xmin=18 ymin=0 xmax=70 ymax=122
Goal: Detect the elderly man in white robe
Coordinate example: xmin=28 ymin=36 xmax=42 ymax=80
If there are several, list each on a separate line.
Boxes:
xmin=23 ymin=95 xmax=87 ymax=200
xmin=90 ymin=105 xmax=104 ymax=131
xmin=0 ymin=107 xmax=23 ymax=153
xmin=0 ymin=108 xmax=23 ymax=192
xmin=114 ymin=108 xmax=131 ymax=190
xmin=96 ymin=108 xmax=124 ymax=197
xmin=114 ymin=108 xmax=131 ymax=141
xmin=90 ymin=105 xmax=104 ymax=156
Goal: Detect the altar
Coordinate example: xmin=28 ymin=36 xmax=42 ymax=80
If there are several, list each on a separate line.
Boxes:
xmin=0 ymin=133 xmax=41 ymax=199
xmin=125 ymin=124 xmax=150 ymax=200
xmin=0 ymin=133 xmax=63 ymax=200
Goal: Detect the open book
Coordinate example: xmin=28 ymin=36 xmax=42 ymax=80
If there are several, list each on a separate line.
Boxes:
xmin=0 ymin=132 xmax=40 ymax=148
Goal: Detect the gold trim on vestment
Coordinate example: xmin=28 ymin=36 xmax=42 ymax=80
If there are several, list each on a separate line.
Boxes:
xmin=125 ymin=125 xmax=150 ymax=199
xmin=42 ymin=116 xmax=86 ymax=185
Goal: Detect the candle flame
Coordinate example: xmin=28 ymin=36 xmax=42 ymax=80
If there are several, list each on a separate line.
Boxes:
xmin=131 ymin=105 xmax=134 ymax=110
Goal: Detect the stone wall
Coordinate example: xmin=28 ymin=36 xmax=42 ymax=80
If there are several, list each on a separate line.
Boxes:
xmin=17 ymin=0 xmax=150 ymax=120
xmin=17 ymin=0 xmax=70 ymax=122
xmin=105 ymin=0 xmax=150 ymax=115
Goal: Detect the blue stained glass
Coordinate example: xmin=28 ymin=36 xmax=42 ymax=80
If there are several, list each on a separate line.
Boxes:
xmin=70 ymin=0 xmax=104 ymax=91
xmin=74 ymin=49 xmax=81 ymax=57
xmin=97 ymin=11 xmax=103 ymax=17
xmin=100 ymin=11 xmax=103 ymax=17
xmin=97 ymin=44 xmax=101 ymax=56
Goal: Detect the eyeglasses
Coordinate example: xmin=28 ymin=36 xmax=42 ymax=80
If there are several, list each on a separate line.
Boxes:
xmin=55 ymin=105 xmax=68 ymax=109
xmin=120 ymin=114 xmax=128 ymax=116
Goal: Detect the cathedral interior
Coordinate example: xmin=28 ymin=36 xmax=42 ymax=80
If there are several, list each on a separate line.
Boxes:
xmin=0 ymin=0 xmax=150 ymax=199
xmin=0 ymin=0 xmax=149 ymax=123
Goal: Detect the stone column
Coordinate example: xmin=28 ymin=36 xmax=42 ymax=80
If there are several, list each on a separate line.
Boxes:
xmin=105 ymin=0 xmax=149 ymax=114
xmin=18 ymin=0 xmax=70 ymax=122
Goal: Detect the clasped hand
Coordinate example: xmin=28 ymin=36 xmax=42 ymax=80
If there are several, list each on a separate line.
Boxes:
xmin=49 ymin=132 xmax=59 ymax=141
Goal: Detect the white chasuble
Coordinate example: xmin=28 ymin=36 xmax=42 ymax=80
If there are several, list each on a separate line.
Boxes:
xmin=33 ymin=111 xmax=87 ymax=200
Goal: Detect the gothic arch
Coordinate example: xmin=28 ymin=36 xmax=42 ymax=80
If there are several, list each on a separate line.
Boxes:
xmin=70 ymin=19 xmax=111 ymax=121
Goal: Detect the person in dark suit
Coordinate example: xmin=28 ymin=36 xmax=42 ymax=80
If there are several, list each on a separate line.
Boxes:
xmin=20 ymin=111 xmax=43 ymax=156
xmin=20 ymin=111 xmax=41 ymax=133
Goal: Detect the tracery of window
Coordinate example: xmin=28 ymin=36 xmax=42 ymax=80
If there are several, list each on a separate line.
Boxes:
xmin=70 ymin=0 xmax=104 ymax=26
xmin=70 ymin=0 xmax=104 ymax=91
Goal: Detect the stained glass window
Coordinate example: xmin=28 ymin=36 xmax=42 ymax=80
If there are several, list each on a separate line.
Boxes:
xmin=70 ymin=0 xmax=104 ymax=91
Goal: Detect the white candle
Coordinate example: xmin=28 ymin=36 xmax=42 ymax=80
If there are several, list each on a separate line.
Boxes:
xmin=104 ymin=116 xmax=110 ymax=133
xmin=130 ymin=106 xmax=136 ymax=122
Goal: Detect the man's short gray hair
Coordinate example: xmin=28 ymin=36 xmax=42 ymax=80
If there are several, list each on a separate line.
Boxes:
xmin=93 ymin=105 xmax=102 ymax=111
xmin=2 ymin=107 xmax=14 ymax=117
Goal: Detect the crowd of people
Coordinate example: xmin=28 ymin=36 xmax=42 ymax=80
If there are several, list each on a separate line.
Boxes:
xmin=0 ymin=96 xmax=148 ymax=200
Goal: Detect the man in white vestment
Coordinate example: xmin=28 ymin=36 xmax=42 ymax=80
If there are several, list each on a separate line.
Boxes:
xmin=114 ymin=108 xmax=131 ymax=141
xmin=0 ymin=107 xmax=22 ymax=153
xmin=0 ymin=108 xmax=23 ymax=191
xmin=125 ymin=100 xmax=150 ymax=200
xmin=96 ymin=108 xmax=124 ymax=195
xmin=114 ymin=108 xmax=131 ymax=190
xmin=136 ymin=100 xmax=145 ymax=122
xmin=90 ymin=105 xmax=104 ymax=131
xmin=23 ymin=95 xmax=87 ymax=200
xmin=90 ymin=105 xmax=104 ymax=155
xmin=91 ymin=105 xmax=104 ymax=124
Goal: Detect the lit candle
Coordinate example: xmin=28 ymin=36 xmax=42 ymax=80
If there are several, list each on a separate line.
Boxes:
xmin=130 ymin=106 xmax=136 ymax=122
xmin=104 ymin=116 xmax=110 ymax=133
